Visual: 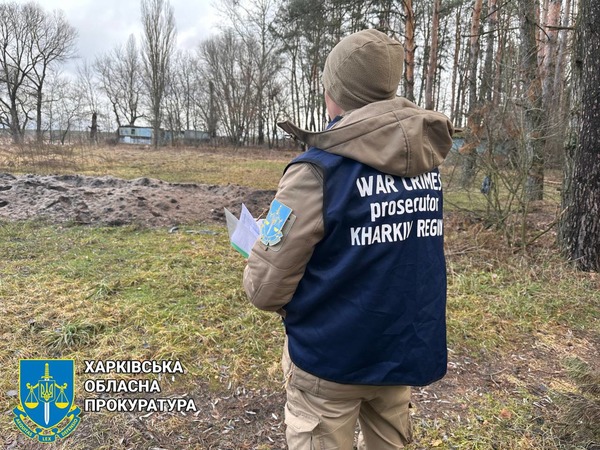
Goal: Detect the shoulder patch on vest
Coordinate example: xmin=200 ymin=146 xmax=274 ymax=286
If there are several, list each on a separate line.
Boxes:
xmin=260 ymin=199 xmax=293 ymax=246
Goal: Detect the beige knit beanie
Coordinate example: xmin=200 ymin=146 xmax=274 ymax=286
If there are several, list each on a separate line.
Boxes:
xmin=322 ymin=29 xmax=404 ymax=112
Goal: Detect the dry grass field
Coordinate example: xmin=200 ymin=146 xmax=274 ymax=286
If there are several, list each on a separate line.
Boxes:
xmin=0 ymin=143 xmax=598 ymax=449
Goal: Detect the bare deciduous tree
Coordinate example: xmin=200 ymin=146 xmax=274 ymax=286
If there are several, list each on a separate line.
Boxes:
xmin=28 ymin=6 xmax=77 ymax=143
xmin=94 ymin=35 xmax=143 ymax=128
xmin=76 ymin=61 xmax=102 ymax=143
xmin=221 ymin=0 xmax=282 ymax=146
xmin=141 ymin=0 xmax=176 ymax=147
xmin=198 ymin=30 xmax=258 ymax=146
xmin=0 ymin=3 xmax=32 ymax=144
xmin=44 ymin=72 xmax=85 ymax=144
xmin=1 ymin=2 xmax=75 ymax=144
xmin=164 ymin=51 xmax=199 ymax=144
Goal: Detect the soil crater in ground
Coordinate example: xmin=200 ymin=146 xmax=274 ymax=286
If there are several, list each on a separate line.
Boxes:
xmin=0 ymin=172 xmax=275 ymax=227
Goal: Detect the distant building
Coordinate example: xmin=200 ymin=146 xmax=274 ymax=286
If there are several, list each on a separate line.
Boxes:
xmin=118 ymin=126 xmax=154 ymax=145
xmin=117 ymin=126 xmax=210 ymax=145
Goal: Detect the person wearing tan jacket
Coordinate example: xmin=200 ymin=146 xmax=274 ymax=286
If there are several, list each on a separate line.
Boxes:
xmin=243 ymin=29 xmax=453 ymax=449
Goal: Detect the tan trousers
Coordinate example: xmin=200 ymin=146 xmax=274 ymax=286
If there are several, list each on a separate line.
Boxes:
xmin=282 ymin=341 xmax=412 ymax=450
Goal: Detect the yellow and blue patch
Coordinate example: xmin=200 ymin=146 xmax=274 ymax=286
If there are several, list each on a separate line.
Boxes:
xmin=260 ymin=199 xmax=293 ymax=247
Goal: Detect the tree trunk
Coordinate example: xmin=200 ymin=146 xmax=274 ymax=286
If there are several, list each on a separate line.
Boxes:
xmin=481 ymin=0 xmax=497 ymax=103
xmin=493 ymin=11 xmax=508 ymax=108
xmin=9 ymin=96 xmax=23 ymax=145
xmin=519 ymin=0 xmax=546 ymax=201
xmin=403 ymin=0 xmax=416 ymax=102
xmin=425 ymin=0 xmax=440 ymax=110
xmin=90 ymin=112 xmax=98 ymax=144
xmin=36 ymin=88 xmax=44 ymax=143
xmin=541 ymin=0 xmax=562 ymax=165
xmin=208 ymin=80 xmax=217 ymax=139
xmin=553 ymin=0 xmax=571 ymax=103
xmin=450 ymin=5 xmax=462 ymax=124
xmin=460 ymin=0 xmax=483 ymax=187
xmin=559 ymin=0 xmax=600 ymax=271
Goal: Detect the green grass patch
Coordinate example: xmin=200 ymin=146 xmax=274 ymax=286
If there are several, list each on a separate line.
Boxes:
xmin=0 ymin=222 xmax=284 ymax=439
xmin=0 ymin=220 xmax=284 ymax=380
xmin=446 ymin=251 xmax=599 ymax=356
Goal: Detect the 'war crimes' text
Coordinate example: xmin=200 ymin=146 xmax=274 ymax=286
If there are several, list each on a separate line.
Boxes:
xmin=351 ymin=173 xmax=443 ymax=246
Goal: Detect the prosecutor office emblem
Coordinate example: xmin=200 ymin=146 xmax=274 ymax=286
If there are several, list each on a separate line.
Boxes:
xmin=261 ymin=199 xmax=293 ymax=247
xmin=13 ymin=359 xmax=81 ymax=443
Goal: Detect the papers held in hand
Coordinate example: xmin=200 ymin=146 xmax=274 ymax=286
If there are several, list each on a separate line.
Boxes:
xmin=224 ymin=204 xmax=261 ymax=258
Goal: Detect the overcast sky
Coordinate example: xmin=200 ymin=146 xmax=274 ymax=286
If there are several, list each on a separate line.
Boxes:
xmin=14 ymin=0 xmax=222 ymax=69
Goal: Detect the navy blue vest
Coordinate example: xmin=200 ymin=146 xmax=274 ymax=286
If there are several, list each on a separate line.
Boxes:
xmin=283 ymin=147 xmax=447 ymax=386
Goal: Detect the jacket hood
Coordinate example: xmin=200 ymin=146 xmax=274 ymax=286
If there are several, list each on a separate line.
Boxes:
xmin=278 ymin=97 xmax=454 ymax=177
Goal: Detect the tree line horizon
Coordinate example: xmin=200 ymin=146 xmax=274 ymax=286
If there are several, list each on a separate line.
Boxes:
xmin=0 ymin=0 xmax=575 ymax=146
xmin=1 ymin=0 xmax=598 ymax=270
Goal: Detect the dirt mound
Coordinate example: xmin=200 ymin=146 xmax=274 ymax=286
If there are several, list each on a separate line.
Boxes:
xmin=0 ymin=173 xmax=275 ymax=227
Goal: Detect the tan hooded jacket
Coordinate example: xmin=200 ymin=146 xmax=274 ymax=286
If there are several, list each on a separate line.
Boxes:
xmin=243 ymin=98 xmax=453 ymax=314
